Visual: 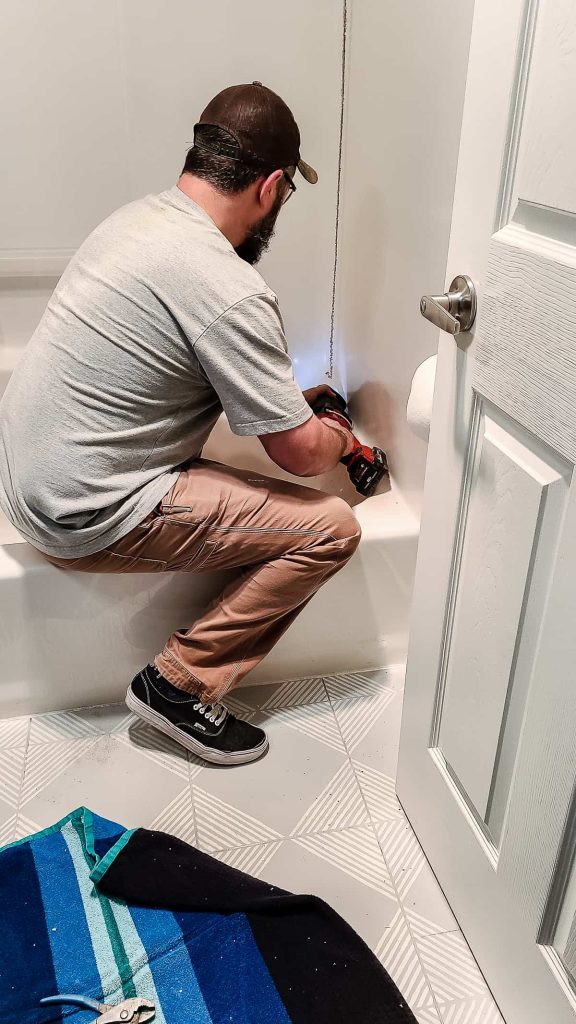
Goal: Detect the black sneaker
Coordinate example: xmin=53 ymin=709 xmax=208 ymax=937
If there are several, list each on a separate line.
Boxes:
xmin=126 ymin=665 xmax=268 ymax=766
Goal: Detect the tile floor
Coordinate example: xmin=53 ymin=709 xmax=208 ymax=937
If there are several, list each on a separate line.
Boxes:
xmin=0 ymin=668 xmax=504 ymax=1024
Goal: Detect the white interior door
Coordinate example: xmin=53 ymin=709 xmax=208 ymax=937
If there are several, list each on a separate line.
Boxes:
xmin=397 ymin=1 xmax=576 ymax=1022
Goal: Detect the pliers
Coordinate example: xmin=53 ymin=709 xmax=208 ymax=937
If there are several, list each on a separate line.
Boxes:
xmin=40 ymin=993 xmax=155 ymax=1023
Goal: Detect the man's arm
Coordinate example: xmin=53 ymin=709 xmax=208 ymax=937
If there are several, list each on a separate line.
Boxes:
xmin=193 ymin=295 xmax=353 ymax=474
xmin=258 ymin=414 xmax=355 ymax=477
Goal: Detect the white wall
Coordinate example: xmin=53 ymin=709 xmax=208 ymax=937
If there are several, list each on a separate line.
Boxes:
xmin=0 ymin=0 xmax=342 ymax=389
xmin=1 ymin=0 xmax=474 ymax=518
xmin=335 ymin=0 xmax=474 ymax=518
xmin=0 ymin=1 xmax=477 ymax=699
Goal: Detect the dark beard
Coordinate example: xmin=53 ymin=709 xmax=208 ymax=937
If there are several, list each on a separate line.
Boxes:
xmin=235 ymin=192 xmax=283 ymax=265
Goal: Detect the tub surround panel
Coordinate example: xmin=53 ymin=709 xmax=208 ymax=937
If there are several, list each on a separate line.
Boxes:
xmin=0 ymin=490 xmax=417 ymax=716
xmin=335 ymin=0 xmax=474 ymax=518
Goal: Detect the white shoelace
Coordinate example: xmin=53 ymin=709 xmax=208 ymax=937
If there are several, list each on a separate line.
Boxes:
xmin=193 ymin=701 xmax=228 ymax=727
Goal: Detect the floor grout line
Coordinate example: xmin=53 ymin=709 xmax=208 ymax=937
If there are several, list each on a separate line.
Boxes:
xmin=11 ymin=717 xmax=32 ymax=843
xmin=186 ymin=754 xmax=200 ymax=848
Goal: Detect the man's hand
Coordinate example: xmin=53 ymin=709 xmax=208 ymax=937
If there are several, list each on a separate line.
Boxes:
xmin=303 ymin=384 xmax=355 ymax=458
xmin=302 ymin=384 xmax=337 ymax=408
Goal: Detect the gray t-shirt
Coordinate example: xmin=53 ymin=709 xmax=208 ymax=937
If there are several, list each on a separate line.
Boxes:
xmin=0 ymin=185 xmax=312 ymax=557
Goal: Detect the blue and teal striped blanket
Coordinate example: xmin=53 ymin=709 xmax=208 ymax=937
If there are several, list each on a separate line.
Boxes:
xmin=0 ymin=807 xmax=415 ymax=1023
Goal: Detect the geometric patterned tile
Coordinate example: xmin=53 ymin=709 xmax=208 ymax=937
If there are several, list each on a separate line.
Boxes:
xmin=236 ymin=676 xmax=328 ymax=710
xmin=194 ymin=704 xmax=348 ymax=837
xmin=115 ymin=722 xmax=191 ymax=780
xmin=436 ymin=995 xmax=504 ymax=1023
xmin=267 ymin=703 xmax=346 ymax=752
xmin=21 ymin=734 xmax=190 ymax=830
xmin=211 ymin=841 xmax=282 ymax=877
xmin=0 ymin=716 xmax=30 ymax=748
xmin=376 ymin=818 xmax=458 ymax=933
xmin=353 ymin=760 xmax=403 ymax=823
xmin=29 ymin=704 xmax=134 ymax=744
xmin=324 ymin=669 xmax=394 ymax=701
xmin=416 ymin=931 xmax=493 ymax=1004
xmin=14 ymin=811 xmax=42 ymax=841
xmin=415 ymin=1008 xmax=443 ymax=1024
xmin=374 ymin=908 xmax=437 ymax=1014
xmin=0 ymin=678 xmax=503 ymax=1024
xmin=29 ymin=711 xmax=104 ymax=743
xmin=70 ymin=703 xmax=136 ymax=735
xmin=331 ymin=690 xmax=397 ymax=753
xmin=335 ymin=685 xmax=404 ymax=782
xmin=378 ymin=817 xmax=426 ymax=899
xmin=258 ymin=832 xmax=399 ymax=950
xmin=294 ymin=825 xmax=396 ymax=899
xmin=0 ymin=812 xmax=17 ymax=847
xmin=215 ymin=692 xmax=258 ymax=718
xmin=148 ymin=787 xmax=196 ymax=844
xmin=406 ymin=908 xmax=459 ymax=941
xmin=290 ymin=759 xmax=369 ymax=836
xmin=0 ymin=746 xmax=27 ymax=807
xmin=0 ymin=810 xmax=41 ymax=847
xmin=20 ymin=738 xmax=97 ymax=805
xmin=193 ymin=786 xmax=283 ymax=852
xmin=408 ymin=917 xmax=506 ymax=1022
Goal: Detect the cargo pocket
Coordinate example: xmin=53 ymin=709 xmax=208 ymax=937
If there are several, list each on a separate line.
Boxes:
xmin=180 ymin=539 xmax=220 ymax=572
xmin=103 ymin=550 xmax=168 ymax=572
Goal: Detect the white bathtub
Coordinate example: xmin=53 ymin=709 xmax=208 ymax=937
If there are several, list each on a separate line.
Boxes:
xmin=0 ymin=475 xmax=418 ymax=717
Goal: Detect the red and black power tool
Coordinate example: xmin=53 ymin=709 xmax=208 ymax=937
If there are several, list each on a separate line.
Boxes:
xmin=312 ymin=389 xmax=389 ymax=497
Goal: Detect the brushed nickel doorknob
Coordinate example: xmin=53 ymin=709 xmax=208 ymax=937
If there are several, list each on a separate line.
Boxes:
xmin=420 ymin=275 xmax=477 ymax=335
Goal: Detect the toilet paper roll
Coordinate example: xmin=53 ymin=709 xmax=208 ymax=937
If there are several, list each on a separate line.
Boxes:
xmin=406 ymin=355 xmax=437 ymax=441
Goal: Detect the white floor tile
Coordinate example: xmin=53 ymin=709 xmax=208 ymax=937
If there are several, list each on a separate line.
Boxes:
xmin=0 ymin=670 xmax=504 ymax=1024
xmin=22 ymin=716 xmax=194 ymax=830
xmin=0 ymin=715 xmax=30 ymax=748
xmin=375 ymin=909 xmax=437 ymax=1016
xmin=436 ymin=995 xmax=505 ymax=1024
xmin=235 ymin=675 xmax=329 ymax=709
xmin=324 ymin=668 xmax=395 ymax=701
xmin=192 ymin=702 xmax=358 ymax=842
xmin=415 ymin=1007 xmax=443 ymax=1024
xmin=256 ymin=828 xmax=399 ymax=950
xmin=29 ymin=702 xmax=134 ymax=743
xmin=376 ymin=817 xmax=458 ymax=935
xmin=416 ymin=930 xmax=498 ymax=1007
xmin=331 ymin=687 xmax=404 ymax=782
xmin=0 ymin=746 xmax=26 ymax=809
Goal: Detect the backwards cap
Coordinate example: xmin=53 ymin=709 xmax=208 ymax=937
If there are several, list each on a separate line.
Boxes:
xmin=193 ymin=82 xmax=318 ymax=184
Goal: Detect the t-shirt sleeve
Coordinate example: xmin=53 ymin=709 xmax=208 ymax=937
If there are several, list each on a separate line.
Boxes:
xmin=193 ymin=291 xmax=313 ymax=436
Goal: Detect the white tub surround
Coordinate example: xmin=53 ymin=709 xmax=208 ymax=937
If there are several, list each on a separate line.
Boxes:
xmin=0 ymin=0 xmax=473 ymax=720
xmin=0 ymin=490 xmax=417 ymax=717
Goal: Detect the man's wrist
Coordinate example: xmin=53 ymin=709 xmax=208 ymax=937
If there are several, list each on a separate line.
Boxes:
xmin=321 ymin=418 xmax=355 ymax=458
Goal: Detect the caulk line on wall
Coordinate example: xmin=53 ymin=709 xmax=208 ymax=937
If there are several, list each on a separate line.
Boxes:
xmin=327 ymin=0 xmax=348 ymax=381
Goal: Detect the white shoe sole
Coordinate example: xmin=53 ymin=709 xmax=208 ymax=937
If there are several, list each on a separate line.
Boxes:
xmin=125 ymin=687 xmax=269 ymax=766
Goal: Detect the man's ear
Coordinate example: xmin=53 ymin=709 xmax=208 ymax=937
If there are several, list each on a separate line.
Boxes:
xmin=257 ymin=169 xmax=283 ymax=209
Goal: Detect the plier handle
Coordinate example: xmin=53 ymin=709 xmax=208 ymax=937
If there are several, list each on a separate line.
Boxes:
xmin=40 ymin=993 xmax=155 ymax=1023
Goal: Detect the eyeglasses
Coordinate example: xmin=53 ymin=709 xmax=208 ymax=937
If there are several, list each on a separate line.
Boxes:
xmin=282 ymin=169 xmax=297 ymax=204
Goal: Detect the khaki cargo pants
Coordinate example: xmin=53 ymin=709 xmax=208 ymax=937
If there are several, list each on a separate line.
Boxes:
xmin=42 ymin=459 xmax=361 ymax=703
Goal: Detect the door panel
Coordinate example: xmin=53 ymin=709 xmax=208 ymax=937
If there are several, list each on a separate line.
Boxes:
xmin=512 ymin=0 xmax=576 ymax=211
xmin=437 ymin=404 xmax=570 ymax=823
xmin=478 ymin=220 xmax=576 ymax=464
xmin=397 ymin=0 xmax=576 ymax=1020
xmin=552 ymin=816 xmax=576 ymax=983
